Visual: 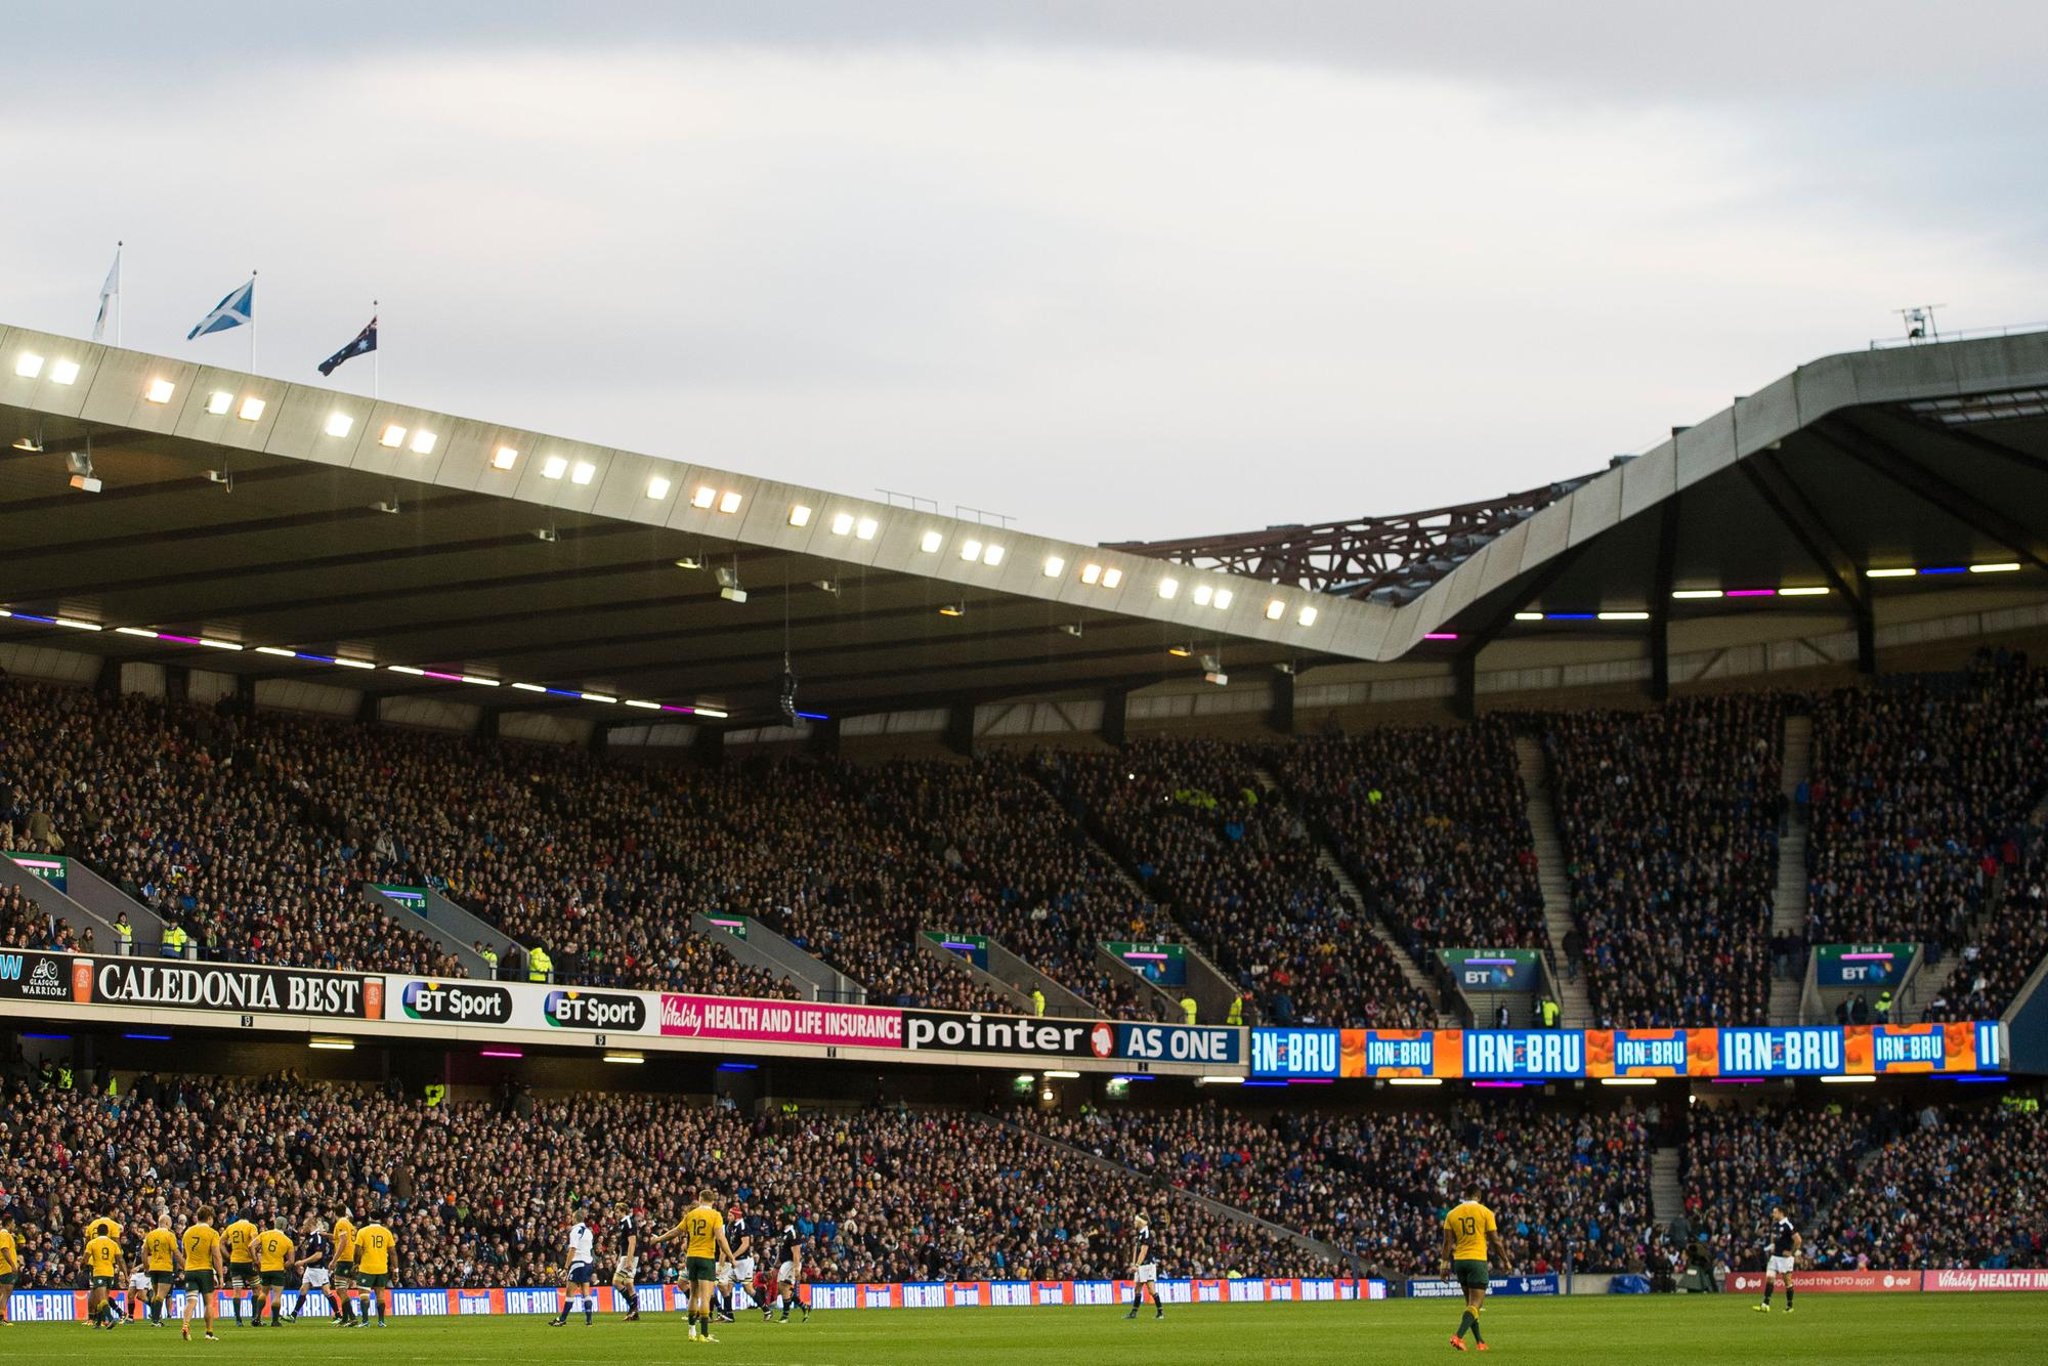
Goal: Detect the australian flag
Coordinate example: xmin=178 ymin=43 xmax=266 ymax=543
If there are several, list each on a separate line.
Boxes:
xmin=317 ymin=316 xmax=377 ymax=377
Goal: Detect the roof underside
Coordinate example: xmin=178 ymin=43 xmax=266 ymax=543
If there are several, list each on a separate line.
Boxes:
xmin=4 ymin=327 xmax=2048 ymax=729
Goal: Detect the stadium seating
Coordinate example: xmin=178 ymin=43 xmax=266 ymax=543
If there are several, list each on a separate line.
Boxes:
xmin=856 ymin=756 xmax=1170 ymax=1019
xmin=1924 ymin=835 xmax=2047 ymax=1022
xmin=1536 ymin=696 xmax=1784 ymax=1028
xmin=1031 ymin=739 xmax=1435 ymax=1028
xmin=0 ymin=683 xmax=466 ymax=979
xmin=1024 ymin=1098 xmax=1655 ymax=1276
xmin=1817 ymin=1101 xmax=2048 ymax=1269
xmin=0 ymin=1071 xmax=1323 ymax=1287
xmin=1681 ymin=1100 xmax=1880 ymax=1272
xmin=9 ymin=666 xmax=2048 ymax=1031
xmin=1272 ymin=719 xmax=1549 ymax=967
xmin=0 ymin=883 xmax=75 ymax=952
xmin=1807 ymin=654 xmax=2048 ymax=960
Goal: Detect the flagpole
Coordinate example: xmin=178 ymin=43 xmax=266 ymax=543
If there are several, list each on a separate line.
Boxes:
xmin=373 ymin=299 xmax=380 ymax=400
xmin=249 ymin=271 xmax=259 ymax=373
xmin=114 ymin=241 xmax=123 ymax=348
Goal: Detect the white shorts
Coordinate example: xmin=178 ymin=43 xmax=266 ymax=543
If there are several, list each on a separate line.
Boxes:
xmin=1132 ymin=1263 xmax=1157 ymax=1284
xmin=613 ymin=1257 xmax=638 ymax=1279
xmin=778 ymin=1262 xmax=799 ymax=1284
xmin=302 ymin=1268 xmax=331 ymax=1289
xmin=733 ymin=1258 xmax=755 ymax=1282
xmin=1766 ymin=1255 xmax=1795 ymax=1277
xmin=128 ymin=1273 xmax=151 ymax=1293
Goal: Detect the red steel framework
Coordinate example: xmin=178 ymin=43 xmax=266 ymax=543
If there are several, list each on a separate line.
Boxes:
xmin=1104 ymin=474 xmax=1597 ymax=603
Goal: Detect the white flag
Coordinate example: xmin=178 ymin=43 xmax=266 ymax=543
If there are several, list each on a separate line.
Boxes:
xmin=92 ymin=247 xmax=121 ymax=343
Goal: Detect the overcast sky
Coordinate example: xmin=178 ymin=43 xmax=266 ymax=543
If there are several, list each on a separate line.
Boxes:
xmin=5 ymin=2 xmax=2044 ymax=543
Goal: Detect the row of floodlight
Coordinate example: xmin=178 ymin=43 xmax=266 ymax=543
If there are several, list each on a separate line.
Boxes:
xmin=0 ymin=608 xmax=735 ymax=719
xmin=16 ymin=353 xmax=1334 ymax=630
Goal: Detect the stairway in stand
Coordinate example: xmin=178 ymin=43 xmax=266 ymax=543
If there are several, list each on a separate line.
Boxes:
xmin=1511 ymin=734 xmax=1596 ymax=1028
xmin=1769 ymin=714 xmax=1814 ymax=1024
xmin=1250 ymin=765 xmax=1458 ymax=1028
xmin=1650 ymin=1146 xmax=1684 ymax=1230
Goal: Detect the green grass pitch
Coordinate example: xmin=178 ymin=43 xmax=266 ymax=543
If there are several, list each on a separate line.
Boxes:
xmin=7 ymin=1295 xmax=2044 ymax=1364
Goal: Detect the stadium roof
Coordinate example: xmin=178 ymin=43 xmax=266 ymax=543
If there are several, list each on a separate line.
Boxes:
xmin=0 ymin=324 xmax=1376 ymax=729
xmin=4 ymin=323 xmax=2048 ymax=732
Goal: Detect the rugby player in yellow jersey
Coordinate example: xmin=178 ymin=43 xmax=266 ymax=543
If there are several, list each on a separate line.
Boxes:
xmin=0 ymin=1208 xmax=20 ymax=1326
xmin=84 ymin=1226 xmax=126 ymax=1330
xmin=253 ymin=1218 xmax=295 ymax=1328
xmin=142 ymin=1212 xmax=179 ymax=1326
xmin=353 ymin=1214 xmax=397 ymax=1327
xmin=180 ymin=1206 xmax=226 ymax=1341
xmin=654 ymin=1188 xmax=735 ymax=1343
xmin=1440 ymin=1182 xmax=1513 ymax=1353
xmin=330 ymin=1208 xmax=361 ymax=1327
xmin=222 ymin=1210 xmax=259 ymax=1326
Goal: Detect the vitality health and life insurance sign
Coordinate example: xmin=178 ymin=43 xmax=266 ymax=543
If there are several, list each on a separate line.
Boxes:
xmin=661 ymin=993 xmax=904 ymax=1049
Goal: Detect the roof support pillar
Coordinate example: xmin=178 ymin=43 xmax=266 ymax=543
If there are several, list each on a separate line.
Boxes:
xmin=588 ymin=721 xmax=614 ymax=757
xmin=1737 ymin=453 xmax=1873 ymax=676
xmin=476 ymin=708 xmax=500 ymax=740
xmin=1101 ymin=686 xmax=1129 ymax=749
xmin=95 ymin=655 xmax=122 ymax=698
xmin=164 ymin=664 xmax=189 ymax=708
xmin=1449 ymin=538 xmax=1599 ymax=724
xmin=1649 ymin=494 xmax=1681 ymax=703
xmin=1811 ymin=419 xmax=2048 ymax=572
xmin=354 ymin=689 xmax=377 ymax=724
xmin=809 ymin=716 xmax=841 ymax=757
xmin=1268 ymin=668 xmax=1296 ymax=734
xmin=693 ymin=725 xmax=724 ymax=767
xmin=1855 ymin=602 xmax=1877 ymax=676
xmin=944 ymin=701 xmax=976 ymax=757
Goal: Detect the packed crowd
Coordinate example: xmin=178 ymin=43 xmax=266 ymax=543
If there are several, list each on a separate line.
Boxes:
xmin=1818 ymin=655 xmax=2039 ymax=958
xmin=0 ymin=1069 xmax=1324 ymax=1288
xmin=10 ymin=664 xmax=2048 ymax=1032
xmin=1681 ymin=1100 xmax=1879 ymax=1272
xmin=1024 ymin=1097 xmax=1655 ymax=1276
xmin=684 ymin=761 xmax=1018 ymax=1014
xmin=1815 ymin=1102 xmax=2048 ymax=1269
xmin=0 ymin=685 xmax=464 ymax=979
xmin=1538 ymin=696 xmax=1783 ymax=1027
xmin=856 ymin=756 xmax=1166 ymax=1019
xmin=1274 ymin=720 xmax=1549 ymax=965
xmin=1926 ymin=835 xmax=2048 ymax=1022
xmin=1806 ymin=654 xmax=2048 ymax=953
xmin=1032 ymin=739 xmax=1435 ymax=1028
xmin=0 ymin=883 xmax=81 ymax=952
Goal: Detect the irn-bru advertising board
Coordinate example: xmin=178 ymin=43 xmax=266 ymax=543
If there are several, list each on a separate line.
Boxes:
xmin=1251 ymin=1022 xmax=2006 ymax=1080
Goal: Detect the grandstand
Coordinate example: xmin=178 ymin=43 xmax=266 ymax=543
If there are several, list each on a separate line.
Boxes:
xmin=4 ymin=324 xmax=2048 ymax=1325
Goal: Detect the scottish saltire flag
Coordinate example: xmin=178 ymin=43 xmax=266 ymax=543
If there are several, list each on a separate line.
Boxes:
xmin=317 ymin=316 xmax=377 ymax=377
xmin=92 ymin=247 xmax=121 ymax=342
xmin=187 ymin=278 xmax=254 ymax=340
